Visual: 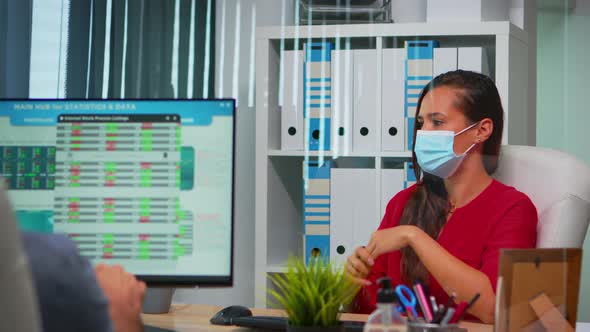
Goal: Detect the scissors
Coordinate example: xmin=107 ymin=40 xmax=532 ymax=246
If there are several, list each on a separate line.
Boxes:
xmin=395 ymin=285 xmax=418 ymax=319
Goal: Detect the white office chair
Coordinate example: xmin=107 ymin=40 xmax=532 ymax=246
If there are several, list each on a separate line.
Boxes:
xmin=0 ymin=182 xmax=41 ymax=332
xmin=493 ymin=145 xmax=590 ymax=248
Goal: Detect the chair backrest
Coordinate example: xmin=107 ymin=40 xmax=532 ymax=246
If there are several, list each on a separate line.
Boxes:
xmin=493 ymin=145 xmax=590 ymax=248
xmin=0 ymin=182 xmax=41 ymax=332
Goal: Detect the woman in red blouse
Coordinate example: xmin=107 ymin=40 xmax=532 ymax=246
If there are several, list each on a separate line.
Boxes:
xmin=347 ymin=70 xmax=537 ymax=323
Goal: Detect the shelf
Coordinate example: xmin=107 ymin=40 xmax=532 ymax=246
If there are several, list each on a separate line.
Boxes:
xmin=268 ymin=149 xmax=412 ymax=158
xmin=255 ymin=22 xmax=533 ymax=307
xmin=266 ymin=265 xmax=288 ymax=273
xmin=256 ymin=21 xmax=527 ymax=44
xmin=380 ymin=151 xmax=412 ymax=158
xmin=268 ymin=150 xmax=375 ymax=158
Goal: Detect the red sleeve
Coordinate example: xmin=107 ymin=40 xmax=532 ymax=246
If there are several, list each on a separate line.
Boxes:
xmin=352 ymin=253 xmax=387 ymax=314
xmin=480 ymin=196 xmax=538 ymax=292
xmin=351 ymin=188 xmax=413 ymax=313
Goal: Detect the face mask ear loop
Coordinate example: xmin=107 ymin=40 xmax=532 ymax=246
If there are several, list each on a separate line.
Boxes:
xmin=453 ymin=122 xmax=480 ymax=156
xmin=454 ymin=121 xmax=480 ymax=137
xmin=460 ymin=142 xmax=478 ymax=156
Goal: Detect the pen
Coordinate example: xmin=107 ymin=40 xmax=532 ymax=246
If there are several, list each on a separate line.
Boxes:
xmin=432 ymin=304 xmax=446 ymax=324
xmin=445 ymin=292 xmax=457 ymax=309
xmin=440 ymin=308 xmax=456 ymax=326
xmin=430 ymin=296 xmax=438 ymax=314
xmin=452 ymin=293 xmax=481 ymax=323
xmin=432 ymin=292 xmax=456 ymax=324
xmin=449 ymin=302 xmax=468 ymax=324
xmin=413 ymin=283 xmax=433 ymax=322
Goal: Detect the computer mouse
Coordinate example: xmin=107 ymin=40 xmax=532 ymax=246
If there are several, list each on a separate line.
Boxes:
xmin=210 ymin=305 xmax=253 ymax=325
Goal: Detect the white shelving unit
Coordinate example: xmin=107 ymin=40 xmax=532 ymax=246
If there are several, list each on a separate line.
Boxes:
xmin=254 ymin=21 xmax=532 ymax=308
xmin=267 ymin=149 xmax=411 ymax=158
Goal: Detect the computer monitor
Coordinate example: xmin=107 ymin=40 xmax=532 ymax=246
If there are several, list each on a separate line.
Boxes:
xmin=0 ymin=99 xmax=235 ymax=286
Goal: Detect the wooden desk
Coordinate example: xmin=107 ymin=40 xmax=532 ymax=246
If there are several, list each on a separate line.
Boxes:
xmin=142 ymin=304 xmax=494 ymax=332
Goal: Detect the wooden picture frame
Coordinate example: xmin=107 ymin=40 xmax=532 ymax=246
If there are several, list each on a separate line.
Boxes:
xmin=495 ymin=248 xmax=582 ymax=332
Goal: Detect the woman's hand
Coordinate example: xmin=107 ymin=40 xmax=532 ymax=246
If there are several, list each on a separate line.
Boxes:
xmin=346 ymin=246 xmax=374 ymax=285
xmin=366 ymin=225 xmax=419 ymax=258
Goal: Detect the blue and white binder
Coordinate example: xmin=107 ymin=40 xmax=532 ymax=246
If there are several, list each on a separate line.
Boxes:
xmin=303 ymin=160 xmax=331 ymax=264
xmin=405 ymin=40 xmax=438 ymax=151
xmin=304 ymin=42 xmax=333 ymax=151
xmin=404 ymin=161 xmax=417 ymax=188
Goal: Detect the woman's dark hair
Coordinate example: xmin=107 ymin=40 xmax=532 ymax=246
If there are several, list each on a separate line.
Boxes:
xmin=399 ymin=70 xmax=504 ymax=285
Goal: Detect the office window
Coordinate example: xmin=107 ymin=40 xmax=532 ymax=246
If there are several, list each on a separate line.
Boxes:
xmin=1 ymin=0 xmax=215 ymax=99
xmin=29 ymin=0 xmax=68 ymax=98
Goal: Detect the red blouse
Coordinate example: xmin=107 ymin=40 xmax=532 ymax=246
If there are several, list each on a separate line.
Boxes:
xmin=353 ymin=179 xmax=538 ymax=316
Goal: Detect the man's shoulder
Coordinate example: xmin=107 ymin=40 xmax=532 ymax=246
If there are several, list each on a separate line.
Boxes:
xmin=22 ymin=232 xmax=114 ymax=332
xmin=22 ymin=232 xmax=94 ymax=294
xmin=22 ymin=232 xmax=79 ymax=258
xmin=22 ymin=232 xmax=87 ymax=273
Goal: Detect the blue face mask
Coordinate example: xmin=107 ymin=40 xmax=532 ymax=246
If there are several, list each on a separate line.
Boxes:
xmin=414 ymin=122 xmax=480 ymax=179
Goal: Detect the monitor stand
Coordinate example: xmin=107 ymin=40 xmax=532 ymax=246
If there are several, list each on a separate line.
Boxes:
xmin=142 ymin=287 xmax=176 ymax=314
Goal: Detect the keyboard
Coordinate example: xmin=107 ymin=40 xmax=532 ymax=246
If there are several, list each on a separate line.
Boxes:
xmin=232 ymin=316 xmax=365 ymax=332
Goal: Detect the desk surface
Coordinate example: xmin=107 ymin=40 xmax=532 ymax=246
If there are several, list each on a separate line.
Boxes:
xmin=142 ymin=304 xmax=494 ymax=332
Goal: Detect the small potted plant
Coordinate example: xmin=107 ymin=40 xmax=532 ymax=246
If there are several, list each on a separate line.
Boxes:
xmin=268 ymin=257 xmax=360 ymax=332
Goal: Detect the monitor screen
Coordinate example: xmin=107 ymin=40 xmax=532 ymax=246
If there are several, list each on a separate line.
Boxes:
xmin=0 ymin=99 xmax=235 ymax=286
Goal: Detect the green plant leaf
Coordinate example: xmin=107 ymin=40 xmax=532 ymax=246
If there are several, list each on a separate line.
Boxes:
xmin=267 ymin=256 xmax=360 ymax=327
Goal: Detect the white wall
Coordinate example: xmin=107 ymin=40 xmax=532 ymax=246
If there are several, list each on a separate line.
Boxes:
xmin=173 ymin=0 xmax=293 ymax=307
xmin=537 ymin=0 xmax=590 ymax=322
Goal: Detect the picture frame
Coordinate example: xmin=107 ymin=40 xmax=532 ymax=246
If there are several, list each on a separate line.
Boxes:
xmin=495 ymin=248 xmax=582 ymax=332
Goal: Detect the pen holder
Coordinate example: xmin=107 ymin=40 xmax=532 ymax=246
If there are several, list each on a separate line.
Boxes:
xmin=406 ymin=322 xmax=464 ymax=332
